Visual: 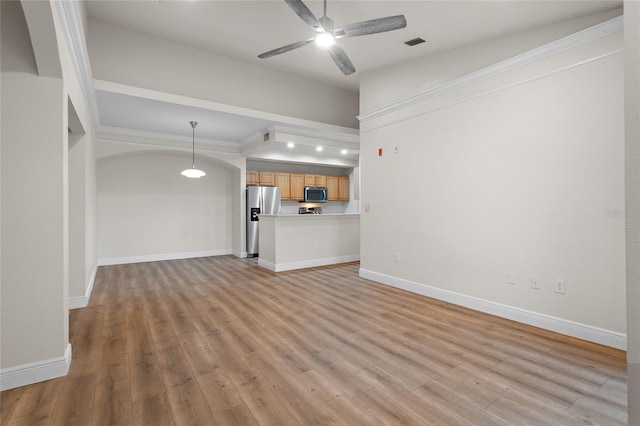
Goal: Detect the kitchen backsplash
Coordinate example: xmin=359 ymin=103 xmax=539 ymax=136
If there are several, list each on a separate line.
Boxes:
xmin=281 ymin=201 xmax=349 ymax=214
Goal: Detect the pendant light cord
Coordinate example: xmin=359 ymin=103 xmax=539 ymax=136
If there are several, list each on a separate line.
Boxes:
xmin=191 ymin=120 xmax=197 ymax=169
xmin=181 ymin=120 xmax=205 ymax=178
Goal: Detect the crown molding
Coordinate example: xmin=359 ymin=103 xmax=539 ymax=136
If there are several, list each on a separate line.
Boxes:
xmin=98 ymin=125 xmax=239 ymax=149
xmin=358 ymin=15 xmax=623 ymax=123
xmin=96 ymin=135 xmax=242 ymax=157
xmin=272 ymin=124 xmax=359 ymax=145
xmin=55 ymin=1 xmax=100 ymax=132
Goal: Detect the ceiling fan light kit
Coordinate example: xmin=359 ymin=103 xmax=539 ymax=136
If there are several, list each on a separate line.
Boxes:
xmin=315 ymin=31 xmax=335 ymax=48
xmin=181 ymin=120 xmax=206 ymax=178
xmin=315 ymin=15 xmax=335 ymax=47
xmin=258 ymin=0 xmax=407 ymax=75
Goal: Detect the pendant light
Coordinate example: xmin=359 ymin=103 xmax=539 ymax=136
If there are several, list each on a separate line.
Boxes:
xmin=181 ymin=120 xmax=206 ymax=178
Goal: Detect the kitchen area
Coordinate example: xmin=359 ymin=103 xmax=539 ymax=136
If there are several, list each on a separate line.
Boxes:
xmin=246 ymin=160 xmax=360 ymax=272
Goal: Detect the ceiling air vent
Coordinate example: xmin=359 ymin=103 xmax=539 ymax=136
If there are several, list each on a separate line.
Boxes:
xmin=404 ymin=37 xmax=426 ymax=47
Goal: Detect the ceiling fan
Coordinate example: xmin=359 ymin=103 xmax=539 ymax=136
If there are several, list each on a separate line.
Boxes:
xmin=258 ymin=0 xmax=407 ymax=75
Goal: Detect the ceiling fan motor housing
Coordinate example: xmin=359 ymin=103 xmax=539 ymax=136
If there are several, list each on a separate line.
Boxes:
xmin=319 ymin=15 xmax=334 ymax=33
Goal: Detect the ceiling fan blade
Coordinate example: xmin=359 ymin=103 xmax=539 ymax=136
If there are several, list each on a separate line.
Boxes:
xmin=328 ymin=44 xmax=355 ymax=75
xmin=284 ymin=0 xmax=321 ymax=31
xmin=258 ymin=38 xmax=314 ymax=59
xmin=334 ymin=15 xmax=407 ymax=38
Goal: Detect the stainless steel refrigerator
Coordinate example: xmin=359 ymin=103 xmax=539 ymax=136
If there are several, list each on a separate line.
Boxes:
xmin=246 ymin=186 xmax=281 ymax=258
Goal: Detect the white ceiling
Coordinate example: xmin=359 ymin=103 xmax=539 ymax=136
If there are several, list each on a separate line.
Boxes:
xmin=86 ymin=0 xmax=620 ymax=91
xmin=86 ymin=0 xmax=621 ymax=165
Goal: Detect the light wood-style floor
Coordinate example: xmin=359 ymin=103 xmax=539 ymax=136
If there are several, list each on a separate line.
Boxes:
xmin=1 ymin=256 xmax=628 ymax=425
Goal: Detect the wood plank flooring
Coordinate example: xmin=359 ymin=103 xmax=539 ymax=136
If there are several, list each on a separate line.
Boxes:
xmin=1 ymin=256 xmax=628 ymax=425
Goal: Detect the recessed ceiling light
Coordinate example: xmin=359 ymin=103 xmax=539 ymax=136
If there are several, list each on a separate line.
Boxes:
xmin=316 ymin=146 xmax=323 ymax=152
xmin=341 ymin=149 xmax=348 ymax=155
xmin=287 ymin=142 xmax=295 ymax=148
xmin=404 ymin=37 xmax=426 ymax=47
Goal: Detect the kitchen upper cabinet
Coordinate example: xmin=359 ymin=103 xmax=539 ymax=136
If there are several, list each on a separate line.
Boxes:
xmin=326 ymin=176 xmax=339 ymax=201
xmin=246 ymin=171 xmax=258 ymax=186
xmin=290 ymin=174 xmax=305 ymax=200
xmin=304 ymin=174 xmax=316 ymax=187
xmin=338 ymin=176 xmax=350 ymax=201
xmin=303 ymin=174 xmax=327 ymax=187
xmin=248 ymin=169 xmax=348 ymax=202
xmin=259 ymin=172 xmax=275 ymax=186
xmin=276 ymin=173 xmax=290 ymax=200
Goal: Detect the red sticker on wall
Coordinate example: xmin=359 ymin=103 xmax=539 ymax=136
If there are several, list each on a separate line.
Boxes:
xmin=378 ymin=148 xmax=383 ymax=156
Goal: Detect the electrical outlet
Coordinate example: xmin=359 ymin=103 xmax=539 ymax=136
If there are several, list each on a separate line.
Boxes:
xmin=531 ymin=276 xmax=540 ymax=290
xmin=394 ymin=252 xmax=400 ymax=263
xmin=554 ymin=279 xmax=566 ymax=294
xmin=507 ymin=272 xmax=517 ymax=285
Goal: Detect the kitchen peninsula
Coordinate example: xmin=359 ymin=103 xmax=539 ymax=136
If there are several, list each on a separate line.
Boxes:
xmin=258 ymin=213 xmax=360 ymax=272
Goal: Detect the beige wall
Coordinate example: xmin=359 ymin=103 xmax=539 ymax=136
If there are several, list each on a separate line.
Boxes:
xmin=231 ymin=166 xmax=245 ymax=257
xmin=1 ymin=0 xmax=97 ymax=388
xmin=68 ymin=128 xmax=96 ymax=306
xmin=97 ymin=151 xmax=233 ymax=262
xmin=625 ymin=1 xmax=640 ymax=422
xmin=0 ymin=0 xmax=38 ymax=74
xmin=359 ymin=17 xmax=625 ymax=342
xmin=1 ymin=71 xmax=68 ymax=368
xmin=69 ymin=131 xmax=88 ymax=302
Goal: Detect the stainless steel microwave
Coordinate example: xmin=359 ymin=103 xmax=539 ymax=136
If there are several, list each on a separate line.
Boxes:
xmin=304 ymin=187 xmax=328 ymax=203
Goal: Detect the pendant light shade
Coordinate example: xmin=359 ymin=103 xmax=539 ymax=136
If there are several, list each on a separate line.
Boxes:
xmin=181 ymin=168 xmax=206 ymax=178
xmin=181 ymin=120 xmax=206 ymax=178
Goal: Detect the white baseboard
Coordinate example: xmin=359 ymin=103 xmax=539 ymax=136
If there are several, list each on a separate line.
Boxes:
xmin=233 ymin=249 xmax=247 ymax=258
xmin=0 ymin=344 xmax=72 ymax=391
xmin=97 ymin=249 xmax=232 ymax=266
xmin=68 ymin=296 xmax=85 ymax=310
xmin=359 ymin=269 xmax=626 ymax=350
xmin=69 ymin=266 xmax=97 ymax=310
xmin=259 ymin=254 xmax=360 ymax=272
